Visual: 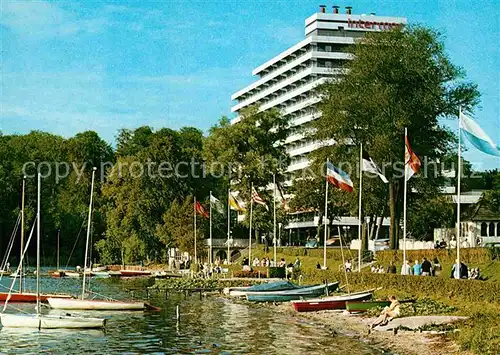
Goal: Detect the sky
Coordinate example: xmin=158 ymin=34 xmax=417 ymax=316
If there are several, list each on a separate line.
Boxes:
xmin=1 ymin=0 xmax=498 ymax=170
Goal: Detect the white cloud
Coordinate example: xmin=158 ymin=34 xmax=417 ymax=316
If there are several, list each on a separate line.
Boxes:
xmin=0 ymin=1 xmax=107 ymax=38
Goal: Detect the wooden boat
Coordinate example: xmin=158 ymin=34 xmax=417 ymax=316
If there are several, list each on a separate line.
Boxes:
xmin=0 ymin=292 xmax=72 ymax=303
xmin=91 ymin=271 xmax=110 ymax=278
xmin=291 ymin=291 xmax=373 ymax=312
xmin=51 ymin=270 xmax=66 ymax=278
xmin=345 ymin=300 xmax=391 ymax=313
xmin=225 ymin=280 xmax=306 ymax=297
xmin=246 ymin=282 xmax=339 ymax=302
xmin=65 ymin=271 xmax=81 ymax=278
xmin=0 ymin=313 xmax=105 ymax=329
xmin=1 ymin=173 xmax=106 ymax=329
xmin=47 ymin=298 xmax=145 ymax=310
xmin=119 ymin=270 xmax=151 ymax=277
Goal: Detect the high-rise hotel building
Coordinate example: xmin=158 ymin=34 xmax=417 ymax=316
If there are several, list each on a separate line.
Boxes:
xmin=230 ymin=6 xmax=407 ymax=244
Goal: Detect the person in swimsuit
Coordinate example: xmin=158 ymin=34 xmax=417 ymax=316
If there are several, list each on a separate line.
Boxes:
xmin=370 ymin=295 xmax=400 ymax=329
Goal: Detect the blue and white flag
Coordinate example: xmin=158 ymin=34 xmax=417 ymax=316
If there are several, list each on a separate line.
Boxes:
xmin=460 ymin=112 xmax=500 ymax=157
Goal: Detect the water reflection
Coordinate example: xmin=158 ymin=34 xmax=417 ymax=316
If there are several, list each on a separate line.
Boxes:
xmin=1 ymin=278 xmax=386 ymax=354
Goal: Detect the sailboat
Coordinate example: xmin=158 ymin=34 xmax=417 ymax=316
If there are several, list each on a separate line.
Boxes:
xmin=48 ymin=167 xmax=146 ymax=311
xmin=0 ymin=173 xmax=105 ymax=329
xmin=0 ymin=177 xmax=72 ymax=303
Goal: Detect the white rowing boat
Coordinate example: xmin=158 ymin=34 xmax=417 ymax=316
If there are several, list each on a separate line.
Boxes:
xmin=0 ymin=313 xmax=105 ymax=329
xmin=47 ymin=298 xmax=145 ymax=310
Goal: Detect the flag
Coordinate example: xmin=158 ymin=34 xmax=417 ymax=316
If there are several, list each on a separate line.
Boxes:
xmin=251 ymin=187 xmax=269 ymax=210
xmin=326 ymin=162 xmax=353 ymax=192
xmin=362 ymin=150 xmax=389 ymax=183
xmin=275 ymin=182 xmax=290 ymax=211
xmin=460 ymin=112 xmax=500 ymax=157
xmin=405 ymin=135 xmax=421 ymax=181
xmin=210 ymin=194 xmax=224 ymax=214
xmin=229 ymin=192 xmax=246 ymax=212
xmin=195 ymin=201 xmax=208 ymax=218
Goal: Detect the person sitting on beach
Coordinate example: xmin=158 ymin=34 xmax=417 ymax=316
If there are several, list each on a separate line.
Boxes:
xmin=344 ymin=260 xmax=352 ymax=273
xmin=370 ymin=295 xmax=400 ymax=329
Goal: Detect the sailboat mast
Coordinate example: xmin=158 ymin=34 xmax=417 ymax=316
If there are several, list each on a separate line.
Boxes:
xmin=19 ymin=176 xmax=26 ymax=294
xmin=56 ymin=229 xmax=60 ymax=271
xmin=36 ymin=173 xmax=41 ymax=315
xmin=82 ymin=167 xmax=97 ymax=300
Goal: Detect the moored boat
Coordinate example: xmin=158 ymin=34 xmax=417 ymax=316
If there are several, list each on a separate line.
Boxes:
xmin=0 ymin=313 xmax=105 ymax=329
xmin=65 ymin=271 xmax=81 ymax=278
xmin=225 ymin=280 xmax=305 ymax=297
xmin=0 ymin=292 xmax=73 ymax=303
xmin=47 ymin=298 xmax=145 ymax=310
xmin=91 ymin=271 xmax=110 ymax=278
xmin=51 ymin=270 xmax=66 ymax=278
xmin=345 ymin=300 xmax=391 ymax=313
xmin=246 ymin=282 xmax=339 ymax=302
xmin=119 ymin=270 xmax=151 ymax=277
xmin=291 ymin=291 xmax=373 ymax=312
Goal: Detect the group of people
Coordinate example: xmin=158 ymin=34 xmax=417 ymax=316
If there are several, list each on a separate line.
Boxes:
xmin=400 ymin=257 xmax=441 ymax=276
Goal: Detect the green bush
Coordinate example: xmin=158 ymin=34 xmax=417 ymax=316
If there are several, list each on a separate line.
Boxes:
xmin=300 ymin=270 xmax=500 ymax=303
xmin=268 ymin=267 xmax=286 ymax=279
xmin=270 ymin=247 xmax=354 ymax=260
xmin=454 ymin=311 xmax=500 ymax=354
xmin=375 ymin=248 xmax=492 ymax=265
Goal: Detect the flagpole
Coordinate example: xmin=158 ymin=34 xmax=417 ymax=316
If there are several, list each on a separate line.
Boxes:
xmin=403 ymin=128 xmax=408 ymax=274
xmin=273 ymin=174 xmax=277 ymax=266
xmin=249 ymin=183 xmax=253 ymax=263
xmin=457 ymin=107 xmax=462 ymax=273
xmin=324 ymin=159 xmax=329 ymax=269
xmin=358 ymin=144 xmax=362 ymax=273
xmin=228 ymin=189 xmax=232 ymax=265
xmin=209 ymin=191 xmax=213 ymax=265
xmin=194 ymin=196 xmax=197 ymax=264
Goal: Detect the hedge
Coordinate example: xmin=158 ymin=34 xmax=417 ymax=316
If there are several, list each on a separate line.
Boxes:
xmin=267 ymin=247 xmax=357 ymax=260
xmin=300 ymin=270 xmax=500 ymax=303
xmin=375 ymin=248 xmax=495 ymax=265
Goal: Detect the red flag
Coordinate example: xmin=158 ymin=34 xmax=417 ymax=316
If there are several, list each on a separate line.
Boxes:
xmin=405 ymin=135 xmax=421 ymax=181
xmin=195 ymin=201 xmax=208 ymax=218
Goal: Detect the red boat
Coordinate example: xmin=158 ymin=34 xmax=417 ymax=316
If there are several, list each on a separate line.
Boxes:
xmin=119 ymin=270 xmax=151 ymax=277
xmin=291 ymin=291 xmax=373 ymax=312
xmin=0 ymin=292 xmax=73 ymax=303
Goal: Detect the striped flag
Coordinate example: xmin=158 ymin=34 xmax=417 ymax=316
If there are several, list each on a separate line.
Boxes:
xmin=195 ymin=201 xmax=208 ymax=218
xmin=405 ymin=135 xmax=421 ymax=181
xmin=460 ymin=112 xmax=500 ymax=157
xmin=252 ymin=187 xmax=269 ymax=210
xmin=326 ymin=162 xmax=353 ymax=192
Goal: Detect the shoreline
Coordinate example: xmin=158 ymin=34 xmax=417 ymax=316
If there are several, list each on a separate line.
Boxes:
xmin=253 ymin=301 xmax=469 ymax=355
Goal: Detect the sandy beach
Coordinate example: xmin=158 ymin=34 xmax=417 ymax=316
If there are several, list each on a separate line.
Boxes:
xmin=266 ymin=302 xmax=471 ymax=355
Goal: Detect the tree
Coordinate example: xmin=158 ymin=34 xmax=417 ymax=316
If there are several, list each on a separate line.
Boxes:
xmin=156 ymin=196 xmax=206 ymax=258
xmin=310 ymin=26 xmax=479 ymax=249
xmin=203 ymin=106 xmax=290 ymax=235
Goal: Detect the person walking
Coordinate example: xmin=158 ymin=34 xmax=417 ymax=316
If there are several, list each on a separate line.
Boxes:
xmin=401 ymin=260 xmax=413 ymax=275
xmin=432 ymin=257 xmax=442 ymax=276
xmin=421 ymin=258 xmax=432 ymax=276
xmin=413 ymin=260 xmax=422 ymax=276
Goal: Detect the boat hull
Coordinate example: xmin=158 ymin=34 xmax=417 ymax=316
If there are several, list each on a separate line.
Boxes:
xmin=119 ymin=270 xmax=151 ymax=277
xmin=0 ymin=313 xmax=105 ymax=329
xmin=47 ymin=298 xmax=145 ymax=310
xmin=291 ymin=292 xmax=372 ymax=312
xmin=345 ymin=300 xmax=391 ymax=313
xmin=0 ymin=292 xmax=73 ymax=303
xmin=246 ymin=282 xmax=339 ymax=302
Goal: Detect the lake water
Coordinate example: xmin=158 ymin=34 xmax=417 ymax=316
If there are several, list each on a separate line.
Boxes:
xmin=0 ymin=274 xmax=388 ymax=354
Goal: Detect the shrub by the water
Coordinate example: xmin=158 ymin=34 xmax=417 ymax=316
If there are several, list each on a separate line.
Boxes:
xmin=268 ymin=267 xmax=286 ymax=279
